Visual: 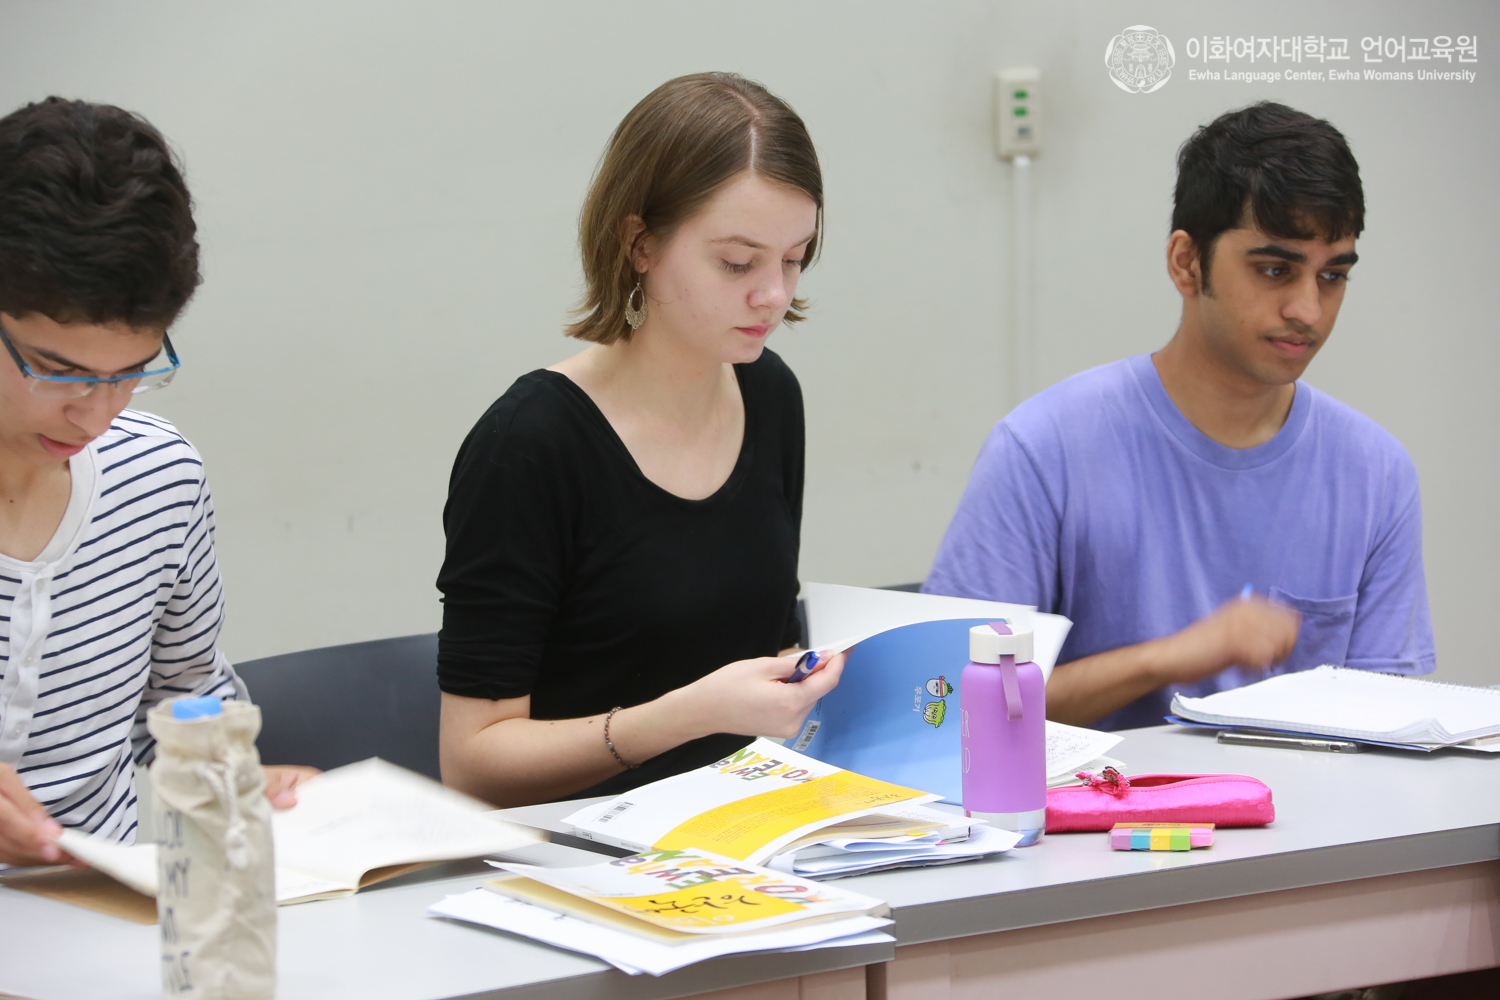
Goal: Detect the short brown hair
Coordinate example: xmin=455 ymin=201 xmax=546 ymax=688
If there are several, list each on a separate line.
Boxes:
xmin=567 ymin=73 xmax=823 ymax=344
xmin=0 ymin=97 xmax=200 ymax=329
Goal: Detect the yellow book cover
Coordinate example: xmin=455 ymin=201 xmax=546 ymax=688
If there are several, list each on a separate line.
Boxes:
xmin=487 ymin=848 xmax=888 ymax=936
xmin=562 ymin=739 xmax=938 ymax=865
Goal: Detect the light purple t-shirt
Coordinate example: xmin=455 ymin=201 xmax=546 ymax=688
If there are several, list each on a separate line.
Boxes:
xmin=924 ymin=354 xmax=1435 ymax=732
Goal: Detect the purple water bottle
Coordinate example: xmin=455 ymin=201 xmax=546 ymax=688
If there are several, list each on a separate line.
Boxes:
xmin=961 ymin=621 xmax=1046 ymax=846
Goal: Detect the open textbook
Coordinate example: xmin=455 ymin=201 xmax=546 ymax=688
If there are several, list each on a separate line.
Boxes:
xmin=563 ymin=738 xmax=1021 ymax=876
xmin=52 ymin=758 xmax=541 ymax=906
xmin=790 ymin=585 xmax=1113 ymax=800
xmin=800 ymin=582 xmax=1072 ymax=679
xmin=430 ymin=848 xmax=892 ymax=976
xmin=1171 ymin=666 xmax=1500 ymax=750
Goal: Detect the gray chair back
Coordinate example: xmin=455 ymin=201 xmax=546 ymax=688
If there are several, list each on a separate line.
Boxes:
xmin=234 ymin=633 xmax=441 ymax=780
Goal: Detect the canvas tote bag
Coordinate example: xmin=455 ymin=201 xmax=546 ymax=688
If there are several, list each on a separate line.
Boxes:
xmin=149 ymin=698 xmax=275 ymax=999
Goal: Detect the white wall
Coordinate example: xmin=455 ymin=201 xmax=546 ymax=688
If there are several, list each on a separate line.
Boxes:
xmin=1 ymin=1 xmax=1495 ymax=683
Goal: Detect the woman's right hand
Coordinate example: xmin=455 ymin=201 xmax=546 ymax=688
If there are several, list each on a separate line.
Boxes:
xmin=668 ymin=649 xmax=848 ymax=740
xmin=0 ymin=762 xmax=70 ymax=867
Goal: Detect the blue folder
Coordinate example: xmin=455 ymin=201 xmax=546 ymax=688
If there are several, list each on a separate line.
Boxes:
xmin=797 ymin=618 xmax=996 ymax=803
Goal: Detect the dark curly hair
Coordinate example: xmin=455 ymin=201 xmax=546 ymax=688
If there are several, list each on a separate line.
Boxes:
xmin=1173 ymin=101 xmax=1363 ymax=292
xmin=0 ymin=97 xmax=200 ymax=328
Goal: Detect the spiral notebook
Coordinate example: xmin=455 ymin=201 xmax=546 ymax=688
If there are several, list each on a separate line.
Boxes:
xmin=1170 ymin=666 xmax=1500 ymax=750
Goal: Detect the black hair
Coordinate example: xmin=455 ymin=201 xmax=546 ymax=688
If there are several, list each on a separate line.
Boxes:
xmin=1172 ymin=101 xmax=1363 ymax=292
xmin=0 ymin=97 xmax=200 ymax=328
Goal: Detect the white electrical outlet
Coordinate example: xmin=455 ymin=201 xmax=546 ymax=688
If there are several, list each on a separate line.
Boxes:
xmin=995 ymin=67 xmax=1041 ymax=159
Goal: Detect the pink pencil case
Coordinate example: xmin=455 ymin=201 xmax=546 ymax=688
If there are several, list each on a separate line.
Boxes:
xmin=1046 ymin=773 xmax=1274 ymax=832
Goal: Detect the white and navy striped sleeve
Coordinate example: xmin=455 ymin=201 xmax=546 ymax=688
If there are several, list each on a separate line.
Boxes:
xmin=126 ymin=417 xmax=244 ymax=768
xmin=2 ymin=411 xmax=244 ymax=843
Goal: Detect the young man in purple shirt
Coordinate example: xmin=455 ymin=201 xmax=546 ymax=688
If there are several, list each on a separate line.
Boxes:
xmin=925 ymin=102 xmax=1435 ymax=731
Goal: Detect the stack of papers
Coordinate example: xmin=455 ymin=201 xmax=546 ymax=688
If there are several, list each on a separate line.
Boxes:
xmin=428 ymin=848 xmax=893 ymax=976
xmin=767 ymin=819 xmax=1020 ymax=878
xmin=1171 ymin=666 xmax=1500 ymax=751
xmin=563 ymin=739 xmax=1021 ymax=878
xmin=54 ymin=758 xmax=541 ymax=904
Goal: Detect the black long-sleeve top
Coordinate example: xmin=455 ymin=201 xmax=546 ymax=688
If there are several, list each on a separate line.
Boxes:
xmin=436 ymin=349 xmax=804 ymax=798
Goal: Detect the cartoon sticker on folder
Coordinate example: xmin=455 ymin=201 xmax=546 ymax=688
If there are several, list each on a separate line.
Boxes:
xmin=922 ymin=701 xmax=947 ymax=728
xmin=924 ymin=676 xmax=954 ymax=698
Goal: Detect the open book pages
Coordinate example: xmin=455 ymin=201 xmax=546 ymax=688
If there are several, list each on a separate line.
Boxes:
xmin=773 ymin=801 xmax=975 ymax=856
xmin=756 ymin=801 xmax=1018 ymax=877
xmin=429 ymin=887 xmax=892 ymax=977
xmin=57 ymin=758 xmax=540 ymax=905
xmin=564 ymin=739 xmax=939 ymax=867
xmin=54 ymin=829 xmax=157 ymax=896
xmin=1171 ymin=666 xmax=1500 ymax=746
xmin=485 ymin=847 xmax=889 ymax=936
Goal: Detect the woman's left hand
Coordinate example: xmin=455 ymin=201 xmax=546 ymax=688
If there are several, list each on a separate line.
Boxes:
xmin=262 ymin=765 xmax=321 ymax=809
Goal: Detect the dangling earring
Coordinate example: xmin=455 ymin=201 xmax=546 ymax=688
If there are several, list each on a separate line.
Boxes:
xmin=624 ymin=277 xmax=647 ymax=330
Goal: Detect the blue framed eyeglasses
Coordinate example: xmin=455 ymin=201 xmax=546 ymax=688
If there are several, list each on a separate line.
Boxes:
xmin=0 ymin=317 xmax=180 ymax=399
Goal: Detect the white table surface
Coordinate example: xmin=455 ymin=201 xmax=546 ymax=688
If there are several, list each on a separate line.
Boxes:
xmin=504 ymin=725 xmax=1500 ymax=946
xmin=2 ymin=725 xmax=1496 ymax=1000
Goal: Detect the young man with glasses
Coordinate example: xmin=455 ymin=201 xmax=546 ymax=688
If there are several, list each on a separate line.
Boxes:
xmin=0 ymin=98 xmax=311 ymax=867
xmin=925 ymin=102 xmax=1434 ymax=731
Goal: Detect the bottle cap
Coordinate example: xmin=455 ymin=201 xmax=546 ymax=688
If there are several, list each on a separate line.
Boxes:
xmin=970 ymin=621 xmax=1034 ymax=664
xmin=172 ymin=696 xmax=223 ymax=720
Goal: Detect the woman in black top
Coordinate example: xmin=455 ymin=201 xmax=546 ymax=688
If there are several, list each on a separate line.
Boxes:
xmin=437 ymin=73 xmax=846 ymax=806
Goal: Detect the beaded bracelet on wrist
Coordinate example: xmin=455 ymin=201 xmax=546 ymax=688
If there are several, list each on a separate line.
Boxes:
xmin=603 ymin=706 xmax=638 ymax=769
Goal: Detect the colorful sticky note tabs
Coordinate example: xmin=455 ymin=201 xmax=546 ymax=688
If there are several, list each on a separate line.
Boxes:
xmin=1109 ymin=822 xmax=1214 ymax=851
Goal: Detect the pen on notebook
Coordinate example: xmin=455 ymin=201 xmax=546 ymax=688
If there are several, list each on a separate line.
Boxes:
xmin=1240 ymin=583 xmax=1254 ymax=600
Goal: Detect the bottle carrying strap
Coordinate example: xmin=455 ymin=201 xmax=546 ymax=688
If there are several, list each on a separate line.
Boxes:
xmin=988 ymin=621 xmax=1024 ymax=720
xmin=1000 ymin=661 xmax=1023 ymax=720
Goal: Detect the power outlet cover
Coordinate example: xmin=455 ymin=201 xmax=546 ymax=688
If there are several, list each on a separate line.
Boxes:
xmin=996 ymin=67 xmax=1041 ymax=159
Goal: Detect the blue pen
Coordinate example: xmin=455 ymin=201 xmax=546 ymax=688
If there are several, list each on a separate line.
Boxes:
xmin=787 ymin=649 xmax=822 ymax=683
xmin=1240 ymin=583 xmax=1254 ymax=600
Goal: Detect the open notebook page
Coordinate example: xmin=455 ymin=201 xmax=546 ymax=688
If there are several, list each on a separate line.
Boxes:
xmin=1172 ymin=666 xmax=1500 ymax=744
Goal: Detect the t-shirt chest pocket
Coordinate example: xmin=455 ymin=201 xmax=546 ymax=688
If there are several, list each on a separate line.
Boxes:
xmin=1269 ymin=587 xmax=1358 ymax=671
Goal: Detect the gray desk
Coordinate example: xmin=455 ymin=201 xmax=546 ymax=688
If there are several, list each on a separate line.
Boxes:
xmin=3 ymin=726 xmax=1497 ymax=1000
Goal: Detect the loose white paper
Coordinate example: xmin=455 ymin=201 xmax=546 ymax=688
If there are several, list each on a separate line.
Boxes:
xmin=1044 ymin=721 xmax=1125 ymax=780
xmin=773 ymin=823 xmax=1021 ymax=878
